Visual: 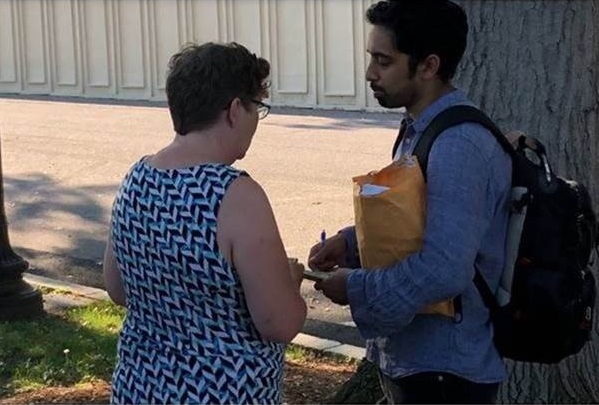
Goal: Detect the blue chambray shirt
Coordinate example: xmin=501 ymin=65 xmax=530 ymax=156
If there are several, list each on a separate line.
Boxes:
xmin=343 ymin=89 xmax=511 ymax=383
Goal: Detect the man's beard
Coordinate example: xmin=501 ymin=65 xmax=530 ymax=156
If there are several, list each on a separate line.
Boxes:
xmin=375 ymin=93 xmax=402 ymax=109
xmin=371 ymin=86 xmax=392 ymax=108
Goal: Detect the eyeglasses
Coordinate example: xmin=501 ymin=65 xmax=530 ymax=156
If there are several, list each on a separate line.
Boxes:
xmin=251 ymin=99 xmax=271 ymax=120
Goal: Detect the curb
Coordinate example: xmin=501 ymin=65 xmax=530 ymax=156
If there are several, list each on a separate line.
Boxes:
xmin=24 ymin=273 xmax=366 ymax=361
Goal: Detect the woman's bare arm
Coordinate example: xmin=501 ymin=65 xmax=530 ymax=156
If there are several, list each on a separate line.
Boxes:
xmin=103 ymin=236 xmax=126 ymax=306
xmin=217 ymin=176 xmax=307 ymax=343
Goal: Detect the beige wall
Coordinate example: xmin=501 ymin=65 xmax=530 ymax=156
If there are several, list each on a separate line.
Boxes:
xmin=0 ymin=0 xmax=383 ymax=110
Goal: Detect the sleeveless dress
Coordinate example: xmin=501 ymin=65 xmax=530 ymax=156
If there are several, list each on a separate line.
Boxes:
xmin=110 ymin=159 xmax=284 ymax=404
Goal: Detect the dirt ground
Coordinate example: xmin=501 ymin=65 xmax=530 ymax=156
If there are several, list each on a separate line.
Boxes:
xmin=0 ymin=357 xmax=356 ymax=404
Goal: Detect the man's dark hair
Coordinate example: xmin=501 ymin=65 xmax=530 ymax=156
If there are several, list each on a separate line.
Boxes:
xmin=166 ymin=42 xmax=270 ymax=135
xmin=366 ymin=0 xmax=468 ymax=82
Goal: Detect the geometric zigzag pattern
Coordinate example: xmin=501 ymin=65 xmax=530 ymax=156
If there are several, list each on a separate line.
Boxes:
xmin=109 ymin=160 xmax=284 ymax=405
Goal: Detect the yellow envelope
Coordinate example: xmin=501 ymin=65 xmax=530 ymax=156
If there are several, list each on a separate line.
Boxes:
xmin=353 ymin=156 xmax=455 ymax=317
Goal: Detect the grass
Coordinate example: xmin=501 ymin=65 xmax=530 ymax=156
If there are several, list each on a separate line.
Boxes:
xmin=0 ymin=299 xmax=353 ymax=399
xmin=0 ymin=301 xmax=124 ymax=397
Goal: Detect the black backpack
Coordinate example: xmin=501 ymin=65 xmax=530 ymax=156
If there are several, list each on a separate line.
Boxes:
xmin=393 ymin=105 xmax=597 ymax=364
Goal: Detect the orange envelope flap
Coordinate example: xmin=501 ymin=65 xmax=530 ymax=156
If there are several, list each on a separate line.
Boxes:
xmin=353 ymin=156 xmax=422 ymax=188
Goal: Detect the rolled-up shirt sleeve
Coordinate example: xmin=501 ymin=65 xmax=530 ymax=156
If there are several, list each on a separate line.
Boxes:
xmin=346 ymin=125 xmax=496 ymax=339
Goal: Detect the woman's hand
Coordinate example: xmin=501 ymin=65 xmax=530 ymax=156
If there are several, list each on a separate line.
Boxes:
xmin=288 ymin=257 xmax=305 ymax=288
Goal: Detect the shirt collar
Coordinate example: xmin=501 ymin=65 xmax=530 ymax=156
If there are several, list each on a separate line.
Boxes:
xmin=410 ymin=89 xmax=471 ymax=133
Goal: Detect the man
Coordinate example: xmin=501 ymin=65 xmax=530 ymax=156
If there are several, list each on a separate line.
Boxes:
xmin=308 ymin=1 xmax=511 ymax=403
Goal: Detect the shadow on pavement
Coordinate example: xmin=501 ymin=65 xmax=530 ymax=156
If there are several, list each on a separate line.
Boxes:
xmin=4 ymin=173 xmax=116 ymax=262
xmin=1 ymin=93 xmax=403 ymax=131
xmin=303 ymin=318 xmax=365 ymax=348
xmin=18 ymin=247 xmax=105 ymax=289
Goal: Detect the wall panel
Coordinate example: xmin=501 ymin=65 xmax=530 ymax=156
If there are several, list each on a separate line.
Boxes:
xmin=191 ymin=0 xmax=220 ymax=44
xmin=116 ymin=0 xmax=145 ymax=90
xmin=321 ymin=0 xmax=355 ymax=97
xmin=275 ymin=0 xmax=308 ymax=94
xmin=269 ymin=0 xmax=316 ymax=107
xmin=151 ymin=0 xmax=182 ymax=94
xmin=50 ymin=0 xmax=78 ymax=91
xmin=80 ymin=0 xmax=112 ymax=93
xmin=231 ymin=0 xmax=262 ymax=55
xmin=0 ymin=0 xmax=19 ymax=92
xmin=363 ymin=0 xmax=379 ymax=109
xmin=21 ymin=0 xmax=49 ymax=91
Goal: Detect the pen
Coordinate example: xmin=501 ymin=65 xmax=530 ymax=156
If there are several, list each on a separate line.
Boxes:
xmin=320 ymin=229 xmax=326 ymax=247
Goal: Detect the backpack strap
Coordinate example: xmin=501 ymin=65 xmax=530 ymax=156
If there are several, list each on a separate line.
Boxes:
xmin=473 ymin=267 xmax=500 ymax=315
xmin=412 ymin=105 xmax=516 ymax=180
xmin=406 ymin=105 xmax=516 ymax=314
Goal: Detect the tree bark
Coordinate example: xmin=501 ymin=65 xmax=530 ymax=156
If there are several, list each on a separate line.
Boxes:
xmin=325 ymin=358 xmax=383 ymax=404
xmin=331 ymin=1 xmax=599 ymax=403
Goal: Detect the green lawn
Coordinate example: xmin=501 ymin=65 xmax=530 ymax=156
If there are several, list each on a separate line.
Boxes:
xmin=0 ymin=301 xmax=124 ymax=397
xmin=0 ymin=299 xmax=344 ymax=398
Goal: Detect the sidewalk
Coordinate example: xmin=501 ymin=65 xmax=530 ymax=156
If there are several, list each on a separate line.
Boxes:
xmin=23 ymin=272 xmax=366 ymax=361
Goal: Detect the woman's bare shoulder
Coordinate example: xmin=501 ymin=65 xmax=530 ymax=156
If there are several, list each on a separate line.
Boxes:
xmin=224 ymin=175 xmax=271 ymax=209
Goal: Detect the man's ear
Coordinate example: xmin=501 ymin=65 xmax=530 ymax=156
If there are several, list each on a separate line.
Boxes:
xmin=225 ymin=97 xmax=243 ymax=127
xmin=418 ymin=54 xmax=441 ymax=80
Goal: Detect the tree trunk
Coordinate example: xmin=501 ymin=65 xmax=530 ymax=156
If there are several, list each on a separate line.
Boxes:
xmin=331 ymin=1 xmax=599 ymax=403
xmin=325 ymin=358 xmax=383 ymax=404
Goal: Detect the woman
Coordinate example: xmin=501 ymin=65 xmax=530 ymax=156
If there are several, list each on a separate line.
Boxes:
xmin=103 ymin=42 xmax=307 ymax=404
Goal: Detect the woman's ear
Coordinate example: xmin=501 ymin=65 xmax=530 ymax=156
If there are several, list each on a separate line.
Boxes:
xmin=225 ymin=97 xmax=243 ymax=127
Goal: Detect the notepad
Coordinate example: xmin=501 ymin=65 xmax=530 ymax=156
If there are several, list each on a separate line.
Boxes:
xmin=302 ymin=270 xmax=333 ymax=282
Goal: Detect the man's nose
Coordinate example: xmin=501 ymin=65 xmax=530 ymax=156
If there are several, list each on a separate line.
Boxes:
xmin=365 ymin=63 xmax=377 ymax=82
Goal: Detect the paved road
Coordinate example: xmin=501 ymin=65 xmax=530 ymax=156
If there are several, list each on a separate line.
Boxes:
xmin=1 ymin=95 xmax=402 ymax=347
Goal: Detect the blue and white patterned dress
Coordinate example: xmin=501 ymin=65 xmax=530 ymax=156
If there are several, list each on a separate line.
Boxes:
xmin=110 ymin=159 xmax=284 ymax=404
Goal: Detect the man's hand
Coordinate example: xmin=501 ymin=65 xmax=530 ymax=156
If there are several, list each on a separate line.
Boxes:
xmin=314 ymin=267 xmax=353 ymax=306
xmin=308 ymin=233 xmax=347 ymax=271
